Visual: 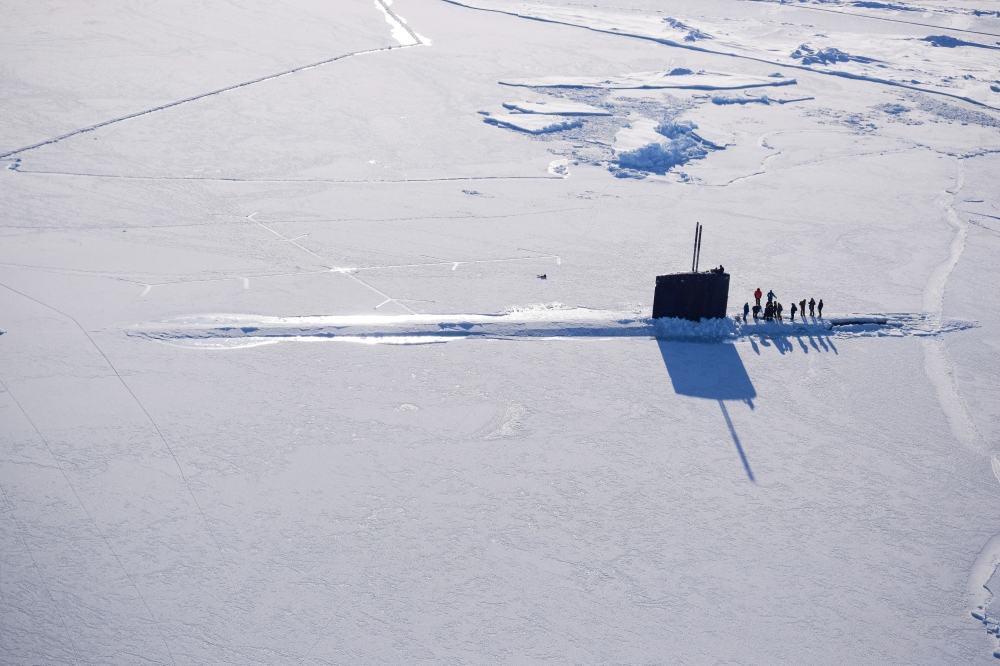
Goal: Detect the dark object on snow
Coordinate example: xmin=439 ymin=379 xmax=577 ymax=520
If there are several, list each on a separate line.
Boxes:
xmin=752 ymin=304 xmax=761 ymax=320
xmin=829 ymin=316 xmax=887 ymax=326
xmin=808 ymin=298 xmax=816 ymax=316
xmin=537 ymin=274 xmax=547 ymax=280
xmin=743 ymin=302 xmax=749 ymax=322
xmin=652 ymin=222 xmax=730 ymax=321
xmin=767 ymin=289 xmax=775 ymax=304
xmin=818 ymin=299 xmax=824 ymax=317
xmin=653 ymin=272 xmax=730 ymax=321
xmin=790 ymin=303 xmax=797 ymax=321
xmin=799 ymin=299 xmax=806 ymax=317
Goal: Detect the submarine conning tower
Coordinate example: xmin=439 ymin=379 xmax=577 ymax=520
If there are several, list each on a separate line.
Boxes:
xmin=652 ymin=222 xmax=730 ymax=322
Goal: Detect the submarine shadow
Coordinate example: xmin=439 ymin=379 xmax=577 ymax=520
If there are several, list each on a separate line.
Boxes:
xmin=656 ymin=340 xmax=756 ymax=406
xmin=657 ymin=339 xmax=757 ymax=482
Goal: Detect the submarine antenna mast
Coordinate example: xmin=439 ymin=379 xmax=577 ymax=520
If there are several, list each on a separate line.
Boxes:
xmin=691 ymin=222 xmax=698 ymax=272
xmin=692 ymin=222 xmax=703 ymax=273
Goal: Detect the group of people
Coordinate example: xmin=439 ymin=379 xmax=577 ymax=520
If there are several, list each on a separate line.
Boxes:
xmin=741 ymin=288 xmax=823 ymax=323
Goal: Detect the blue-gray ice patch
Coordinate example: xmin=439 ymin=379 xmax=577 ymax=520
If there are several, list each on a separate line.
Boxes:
xmin=614 ymin=120 xmax=715 ymax=176
xmin=791 ymin=44 xmax=877 ymax=65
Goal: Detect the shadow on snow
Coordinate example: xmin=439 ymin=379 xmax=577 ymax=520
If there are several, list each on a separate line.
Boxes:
xmin=658 ymin=340 xmax=757 ymax=483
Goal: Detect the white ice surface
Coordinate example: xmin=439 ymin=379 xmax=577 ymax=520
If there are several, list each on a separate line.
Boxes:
xmin=612 ymin=117 xmax=665 ymax=153
xmin=502 ymin=100 xmax=611 ymax=115
xmin=483 ymin=113 xmax=585 ymax=133
xmin=3 ymin=0 xmax=1000 ymax=664
xmin=501 ymin=70 xmax=799 ymax=90
xmin=460 ymin=0 xmax=1000 ymax=108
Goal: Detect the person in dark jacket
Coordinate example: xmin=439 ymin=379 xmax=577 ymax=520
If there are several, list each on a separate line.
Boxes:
xmin=799 ymin=299 xmax=806 ymax=318
xmin=790 ymin=302 xmax=797 ymax=321
xmin=743 ymin=302 xmax=750 ymax=322
xmin=818 ymin=299 xmax=824 ymax=317
xmin=764 ymin=302 xmax=773 ymax=321
xmin=752 ymin=303 xmax=761 ymax=320
xmin=754 ymin=288 xmax=762 ymax=306
xmin=808 ymin=298 xmax=816 ymax=316
xmin=767 ymin=289 xmax=776 ymax=305
xmin=776 ymin=302 xmax=783 ymax=321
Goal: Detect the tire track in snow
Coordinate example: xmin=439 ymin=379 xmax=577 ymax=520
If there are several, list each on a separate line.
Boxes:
xmin=0 ymin=282 xmax=237 ymax=598
xmin=441 ymin=0 xmax=1000 ymax=112
xmin=0 ymin=45 xmax=419 ymax=160
xmin=0 ymin=457 xmax=79 ymax=662
xmin=0 ymin=376 xmax=174 ymax=665
xmin=0 ymin=0 xmax=432 ymax=163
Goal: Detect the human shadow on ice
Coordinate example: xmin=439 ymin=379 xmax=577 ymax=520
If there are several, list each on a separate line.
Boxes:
xmin=658 ymin=340 xmax=756 ymax=482
xmin=747 ymin=325 xmax=839 ymax=356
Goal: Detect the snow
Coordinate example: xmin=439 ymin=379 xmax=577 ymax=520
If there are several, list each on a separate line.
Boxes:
xmin=3 ymin=0 xmax=1000 ymax=663
xmin=501 ymin=100 xmax=611 ymax=115
xmin=460 ymin=0 xmax=1000 ymax=108
xmin=483 ymin=113 xmax=584 ymax=133
xmin=500 ymin=70 xmax=799 ymax=90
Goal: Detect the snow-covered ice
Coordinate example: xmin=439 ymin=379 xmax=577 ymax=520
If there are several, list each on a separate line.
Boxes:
xmin=483 ymin=113 xmax=585 ymax=133
xmin=501 ymin=100 xmax=611 ymax=115
xmin=500 ymin=70 xmax=799 ymax=91
xmin=3 ymin=0 xmax=1000 ymax=663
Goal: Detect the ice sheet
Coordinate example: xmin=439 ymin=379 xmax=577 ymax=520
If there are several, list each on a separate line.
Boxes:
xmin=501 ymin=100 xmax=611 ymax=115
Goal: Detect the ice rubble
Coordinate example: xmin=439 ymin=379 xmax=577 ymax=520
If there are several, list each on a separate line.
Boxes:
xmin=458 ymin=0 xmax=1000 ymax=107
xmin=500 ymin=71 xmax=798 ymax=91
xmin=791 ymin=44 xmax=877 ymax=65
xmin=711 ymin=94 xmax=814 ymax=106
xmin=501 ymin=100 xmax=611 ymax=115
xmin=612 ymin=119 xmax=724 ymax=175
xmin=483 ymin=114 xmax=584 ymax=134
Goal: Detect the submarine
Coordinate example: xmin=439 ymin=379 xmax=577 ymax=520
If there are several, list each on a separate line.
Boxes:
xmin=652 ymin=222 xmax=730 ymax=321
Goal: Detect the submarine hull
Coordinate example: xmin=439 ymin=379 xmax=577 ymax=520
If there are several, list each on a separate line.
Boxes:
xmin=652 ymin=272 xmax=730 ymax=321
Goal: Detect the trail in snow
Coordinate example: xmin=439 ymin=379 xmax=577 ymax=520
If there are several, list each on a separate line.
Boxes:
xmin=0 ymin=281 xmax=235 ymax=598
xmin=0 ymin=375 xmax=175 ymax=665
xmin=0 ymin=1 xmax=429 ymax=161
xmin=0 ymin=448 xmax=78 ymax=661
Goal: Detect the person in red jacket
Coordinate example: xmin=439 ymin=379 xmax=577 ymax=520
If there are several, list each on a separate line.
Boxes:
xmin=754 ymin=287 xmax=762 ymax=306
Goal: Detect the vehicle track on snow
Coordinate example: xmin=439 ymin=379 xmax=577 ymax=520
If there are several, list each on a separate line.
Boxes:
xmin=0 ymin=374 xmax=174 ymax=665
xmin=0 ymin=281 xmax=237 ymax=634
xmin=0 ymin=43 xmax=420 ymax=161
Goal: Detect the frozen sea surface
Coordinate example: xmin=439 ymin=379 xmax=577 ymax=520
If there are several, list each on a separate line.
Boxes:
xmin=2 ymin=0 xmax=1000 ymax=664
